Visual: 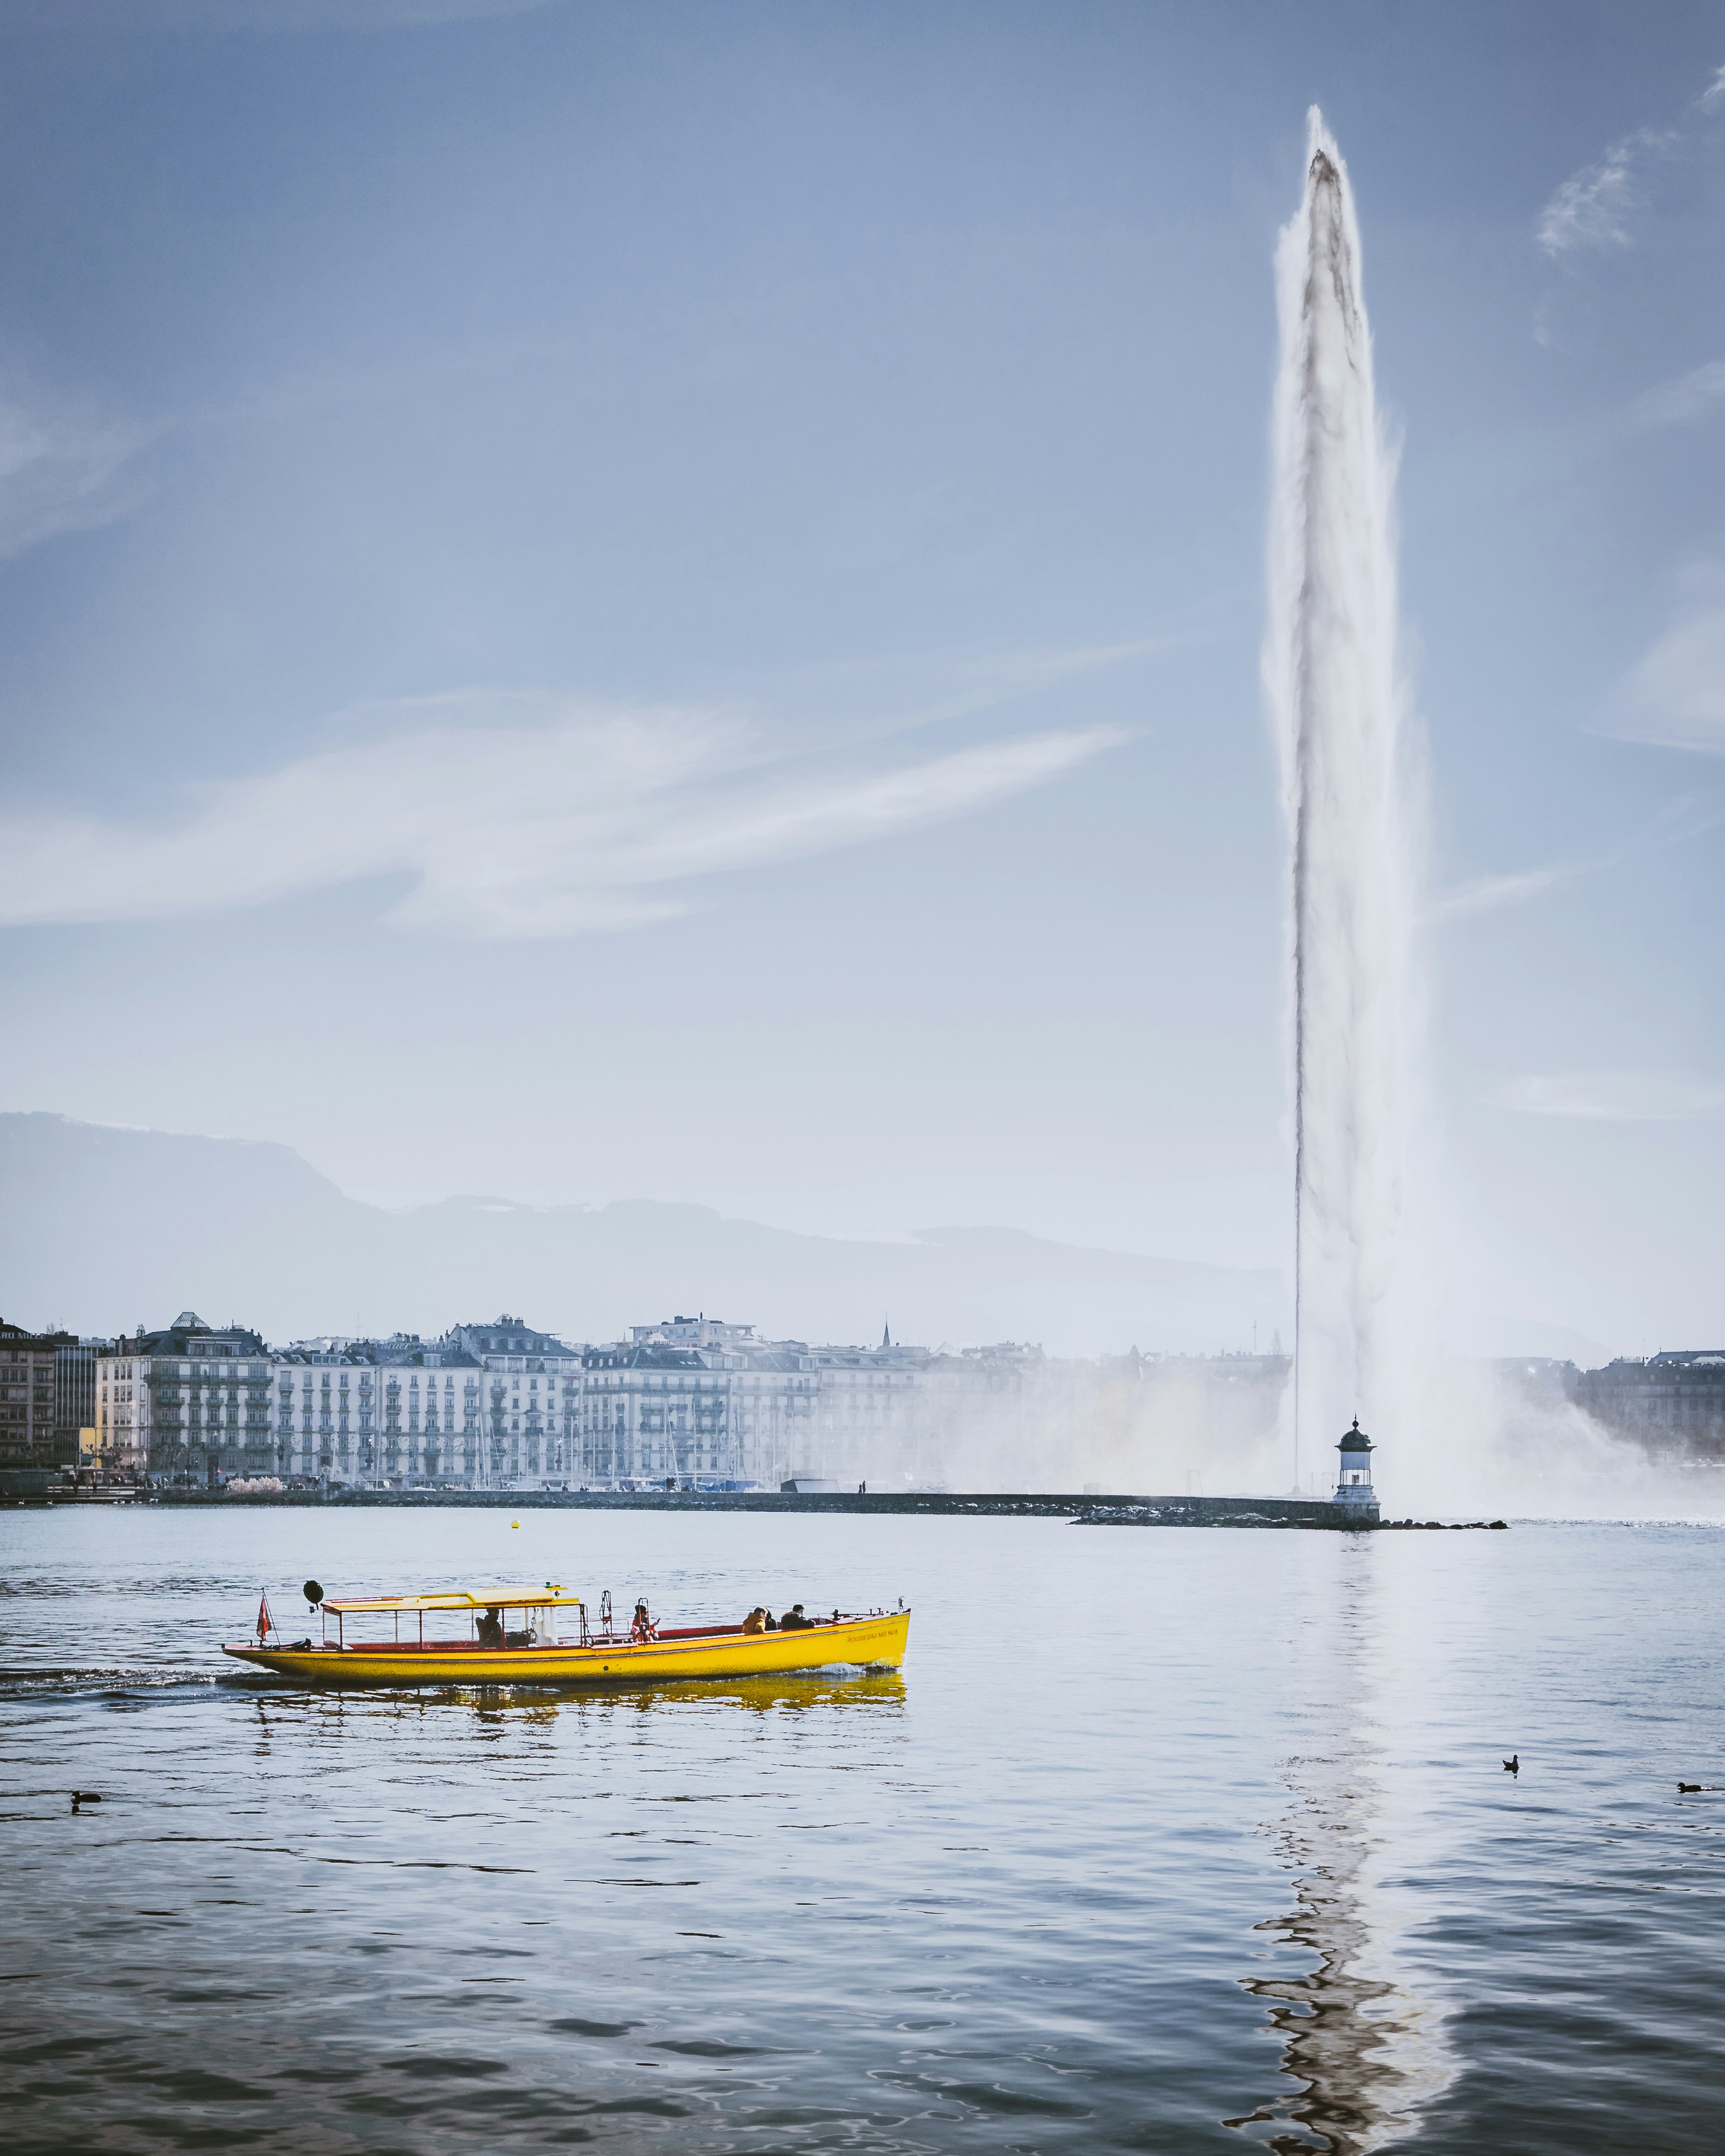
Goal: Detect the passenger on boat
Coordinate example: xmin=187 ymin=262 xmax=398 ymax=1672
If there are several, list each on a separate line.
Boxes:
xmin=631 ymin=1599 xmax=657 ymax=1642
xmin=477 ymin=1606 xmax=505 ymax=1648
xmin=741 ymin=1607 xmax=767 ymax=1635
xmin=763 ymin=1608 xmax=779 ymax=1630
xmin=779 ymin=1603 xmax=809 ymax=1630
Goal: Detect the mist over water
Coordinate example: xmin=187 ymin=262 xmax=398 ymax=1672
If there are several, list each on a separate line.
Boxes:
xmin=1266 ymin=110 xmax=1416 ymax=1483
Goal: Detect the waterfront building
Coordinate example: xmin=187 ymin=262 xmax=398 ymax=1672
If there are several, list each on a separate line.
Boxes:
xmin=274 ymin=1337 xmax=488 ymax=1487
xmin=632 ymin=1315 xmax=757 ymax=1352
xmin=579 ymin=1319 xmax=1053 ymax=1490
xmin=580 ymin=1324 xmax=817 ymax=1487
xmin=723 ymin=1341 xmax=819 ymax=1487
xmin=1576 ymin=1350 xmax=1725 ymax=1460
xmin=98 ymin=1312 xmax=270 ymax=1481
xmin=273 ymin=1342 xmax=374 ymax=1482
xmin=374 ymin=1337 xmax=486 ymax=1485
xmin=804 ymin=1329 xmax=929 ymax=1485
xmin=1 ymin=1318 xmax=79 ymax=1468
xmin=444 ymin=1315 xmax=584 ymax=1481
xmin=57 ymin=1338 xmax=106 ymax=1467
xmin=582 ymin=1338 xmax=715 ymax=1484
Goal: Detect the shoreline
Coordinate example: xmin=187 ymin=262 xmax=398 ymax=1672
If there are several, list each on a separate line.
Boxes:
xmin=19 ymin=1488 xmax=1511 ymax=1529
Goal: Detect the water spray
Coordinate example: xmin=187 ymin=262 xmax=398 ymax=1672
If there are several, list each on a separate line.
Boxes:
xmin=1266 ymin=110 xmax=1414 ymax=1481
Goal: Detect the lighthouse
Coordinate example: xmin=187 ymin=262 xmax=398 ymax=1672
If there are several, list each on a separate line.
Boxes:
xmin=1334 ymin=1418 xmax=1378 ymax=1514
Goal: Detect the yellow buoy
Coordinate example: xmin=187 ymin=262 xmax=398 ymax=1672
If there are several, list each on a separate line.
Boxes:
xmin=511 ymin=1520 xmax=519 ymax=1528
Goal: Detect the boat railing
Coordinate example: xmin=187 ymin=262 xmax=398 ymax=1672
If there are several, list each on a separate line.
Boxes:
xmin=244 ymin=1597 xmax=894 ymax=1655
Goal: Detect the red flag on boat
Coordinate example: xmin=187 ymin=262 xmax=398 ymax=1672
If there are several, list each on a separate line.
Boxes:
xmin=257 ymin=1591 xmax=273 ymax=1642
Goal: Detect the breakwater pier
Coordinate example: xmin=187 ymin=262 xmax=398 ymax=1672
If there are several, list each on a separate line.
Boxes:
xmin=124 ymin=1487 xmax=1504 ymax=1529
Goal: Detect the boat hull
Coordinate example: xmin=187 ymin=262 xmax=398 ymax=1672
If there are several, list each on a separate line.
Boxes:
xmin=223 ymin=1609 xmax=910 ymax=1688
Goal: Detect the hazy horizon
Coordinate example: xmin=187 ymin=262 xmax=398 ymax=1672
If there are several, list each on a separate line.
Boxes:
xmin=0 ymin=1108 xmax=1623 ymax=1370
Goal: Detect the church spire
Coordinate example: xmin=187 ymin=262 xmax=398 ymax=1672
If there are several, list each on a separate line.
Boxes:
xmin=881 ymin=1318 xmax=892 ymax=1350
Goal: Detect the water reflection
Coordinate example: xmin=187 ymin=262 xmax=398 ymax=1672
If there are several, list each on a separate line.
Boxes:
xmin=1229 ymin=1540 xmax=1453 ymax=2153
xmin=248 ymin=1669 xmax=907 ymax=1730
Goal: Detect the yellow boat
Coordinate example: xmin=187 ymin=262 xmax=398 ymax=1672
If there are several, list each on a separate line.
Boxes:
xmin=222 ymin=1585 xmax=910 ymax=1688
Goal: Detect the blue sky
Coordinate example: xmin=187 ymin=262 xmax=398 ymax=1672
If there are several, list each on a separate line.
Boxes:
xmin=0 ymin=2 xmax=1721 ymax=1356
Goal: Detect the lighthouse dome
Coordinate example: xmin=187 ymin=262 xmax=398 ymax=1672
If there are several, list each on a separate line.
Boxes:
xmin=1337 ymin=1418 xmax=1374 ymax=1454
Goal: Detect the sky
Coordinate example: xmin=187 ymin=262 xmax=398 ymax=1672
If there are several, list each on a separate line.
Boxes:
xmin=0 ymin=1 xmax=1722 ymax=1358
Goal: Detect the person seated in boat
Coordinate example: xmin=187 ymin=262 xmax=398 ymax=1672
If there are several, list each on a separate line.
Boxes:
xmin=630 ymin=1599 xmax=657 ymax=1642
xmin=741 ymin=1607 xmax=767 ymax=1635
xmin=477 ymin=1605 xmax=505 ymax=1649
xmin=779 ymin=1602 xmax=810 ymax=1630
xmin=763 ymin=1606 xmax=778 ymax=1630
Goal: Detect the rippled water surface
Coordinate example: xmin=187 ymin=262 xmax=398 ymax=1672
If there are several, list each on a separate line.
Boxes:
xmin=3 ymin=1507 xmax=1723 ymax=2153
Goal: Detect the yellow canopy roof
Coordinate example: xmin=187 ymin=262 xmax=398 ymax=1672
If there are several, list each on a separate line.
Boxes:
xmin=320 ymin=1587 xmax=583 ymax=1614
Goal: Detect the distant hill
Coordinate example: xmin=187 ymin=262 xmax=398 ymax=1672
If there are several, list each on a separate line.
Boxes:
xmin=0 ymin=1111 xmax=1281 ymax=1355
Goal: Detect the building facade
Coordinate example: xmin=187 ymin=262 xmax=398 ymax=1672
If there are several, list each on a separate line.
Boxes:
xmin=576 ymin=1318 xmax=1049 ymax=1490
xmin=274 ymin=1336 xmax=488 ymax=1486
xmin=57 ymin=1339 xmax=105 ymax=1467
xmin=98 ymin=1312 xmax=271 ymax=1480
xmin=582 ymin=1339 xmax=714 ymax=1484
xmin=1577 ymin=1350 xmax=1725 ymax=1460
xmin=446 ymin=1315 xmax=584 ymax=1481
xmin=804 ymin=1332 xmax=929 ymax=1485
xmin=1 ymin=1319 xmax=77 ymax=1468
xmin=580 ymin=1319 xmax=819 ymax=1488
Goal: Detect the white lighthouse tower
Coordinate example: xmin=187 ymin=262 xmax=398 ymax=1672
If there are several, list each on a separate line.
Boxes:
xmin=1334 ymin=1418 xmax=1378 ymax=1514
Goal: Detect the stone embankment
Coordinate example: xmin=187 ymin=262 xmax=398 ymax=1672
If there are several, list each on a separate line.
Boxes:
xmin=139 ymin=1488 xmax=1507 ymax=1529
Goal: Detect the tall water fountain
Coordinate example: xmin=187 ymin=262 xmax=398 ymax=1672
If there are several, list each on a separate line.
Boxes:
xmin=1265 ymin=111 xmax=1416 ymax=1488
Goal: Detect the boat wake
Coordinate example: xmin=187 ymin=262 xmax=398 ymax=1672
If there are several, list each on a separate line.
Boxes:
xmin=0 ymin=1664 xmax=229 ymax=1702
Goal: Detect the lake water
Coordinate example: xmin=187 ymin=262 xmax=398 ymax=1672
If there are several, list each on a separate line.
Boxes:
xmin=3 ymin=1505 xmax=1722 ymax=2153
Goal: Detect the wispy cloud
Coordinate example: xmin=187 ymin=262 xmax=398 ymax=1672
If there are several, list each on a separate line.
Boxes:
xmin=1502 ymin=1072 xmax=1725 ymax=1123
xmin=1538 ymin=60 xmax=1725 ymax=268
xmin=1633 ymin=358 xmax=1725 ymax=429
xmin=0 ymin=693 xmax=1125 ymax=939
xmin=1430 ymin=799 xmax=1719 ymax=923
xmin=1427 ymin=865 xmax=1572 ymax=923
xmin=742 ymin=634 xmax=1176 ymax=752
xmin=1621 ymin=567 xmax=1725 ymax=754
xmin=1536 ymin=128 xmax=1675 ymax=258
xmin=0 ymin=389 xmax=149 ymax=559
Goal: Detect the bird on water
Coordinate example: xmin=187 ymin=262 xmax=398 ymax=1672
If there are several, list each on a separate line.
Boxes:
xmin=1679 ymin=1782 xmax=1702 ymax=1794
xmin=70 ymin=1791 xmax=101 ymax=1808
xmin=1503 ymin=1755 xmax=1519 ymax=1774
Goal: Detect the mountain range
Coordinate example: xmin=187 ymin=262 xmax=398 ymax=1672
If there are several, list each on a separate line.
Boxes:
xmin=0 ymin=1111 xmax=1280 ymax=1355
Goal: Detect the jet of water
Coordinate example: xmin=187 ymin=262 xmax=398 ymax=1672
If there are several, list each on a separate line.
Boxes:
xmin=1265 ymin=110 xmax=1416 ymax=1487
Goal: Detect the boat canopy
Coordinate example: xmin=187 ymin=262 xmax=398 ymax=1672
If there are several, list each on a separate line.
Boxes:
xmin=319 ymin=1587 xmax=584 ymax=1614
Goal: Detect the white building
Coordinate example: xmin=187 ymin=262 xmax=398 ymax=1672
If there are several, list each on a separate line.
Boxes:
xmin=372 ymin=1338 xmax=486 ymax=1484
xmin=98 ymin=1311 xmax=272 ymax=1481
xmin=445 ymin=1315 xmax=584 ymax=1482
xmin=580 ymin=1322 xmax=818 ymax=1488
xmin=804 ymin=1326 xmax=928 ymax=1485
xmin=273 ymin=1344 xmax=375 ymax=1483
xmin=578 ymin=1315 xmax=1027 ymax=1491
xmin=274 ymin=1336 xmax=488 ymax=1487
